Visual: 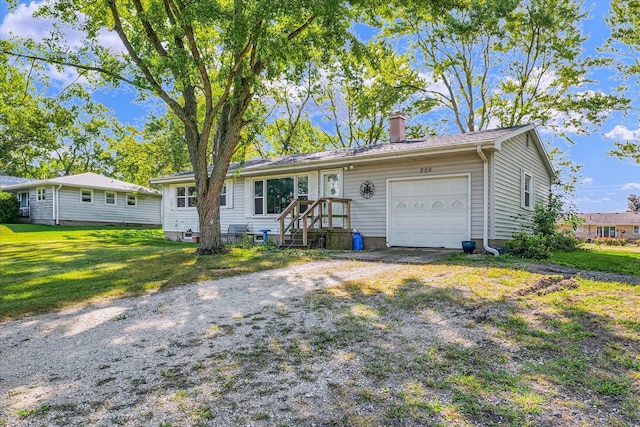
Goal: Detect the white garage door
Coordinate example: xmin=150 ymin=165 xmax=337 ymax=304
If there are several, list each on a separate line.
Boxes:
xmin=388 ymin=176 xmax=469 ymax=249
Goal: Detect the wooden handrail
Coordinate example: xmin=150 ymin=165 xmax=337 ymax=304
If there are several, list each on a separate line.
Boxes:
xmin=278 ymin=197 xmax=352 ymax=247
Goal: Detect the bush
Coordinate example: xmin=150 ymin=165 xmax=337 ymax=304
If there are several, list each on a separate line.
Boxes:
xmin=594 ymin=237 xmax=628 ymax=246
xmin=0 ymin=191 xmax=20 ymax=223
xmin=506 ymin=232 xmax=551 ymax=260
xmin=505 ymin=193 xmax=578 ymax=260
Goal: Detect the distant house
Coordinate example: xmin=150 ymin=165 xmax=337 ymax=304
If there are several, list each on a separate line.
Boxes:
xmin=150 ymin=116 xmax=555 ymax=252
xmin=571 ymin=212 xmax=640 ymax=242
xmin=2 ymin=172 xmax=161 ymax=226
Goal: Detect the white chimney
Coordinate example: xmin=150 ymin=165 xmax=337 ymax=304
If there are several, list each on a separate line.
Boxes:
xmin=389 ymin=112 xmax=406 ymax=143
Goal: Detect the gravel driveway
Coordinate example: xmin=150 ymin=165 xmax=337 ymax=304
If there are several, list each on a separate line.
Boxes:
xmin=0 ymin=259 xmax=401 ymax=426
xmin=2 ymin=254 xmax=638 ymax=427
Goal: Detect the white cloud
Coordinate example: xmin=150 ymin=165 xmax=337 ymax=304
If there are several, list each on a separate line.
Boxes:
xmin=417 ymin=72 xmax=449 ymax=98
xmin=604 ymin=125 xmax=640 ymax=141
xmin=44 ymin=63 xmax=90 ymax=87
xmin=576 ymin=196 xmax=611 ymax=204
xmin=581 ymin=177 xmax=594 ymax=185
xmin=622 ymin=182 xmax=640 ymax=190
xmin=0 ymin=2 xmax=85 ymax=48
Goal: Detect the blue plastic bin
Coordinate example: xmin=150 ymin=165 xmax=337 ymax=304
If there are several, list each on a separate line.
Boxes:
xmin=352 ymin=232 xmax=363 ymax=251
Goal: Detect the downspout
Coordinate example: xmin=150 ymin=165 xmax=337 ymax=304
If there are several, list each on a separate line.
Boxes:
xmin=55 ymin=185 xmax=62 ymax=225
xmin=476 ymin=146 xmax=500 ymax=256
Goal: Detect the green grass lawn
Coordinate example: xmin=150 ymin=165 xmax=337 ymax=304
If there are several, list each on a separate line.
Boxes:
xmin=3 ymin=226 xmax=639 ymax=425
xmin=0 ymin=224 xmax=316 ymax=321
xmin=550 ymin=243 xmax=640 ymax=275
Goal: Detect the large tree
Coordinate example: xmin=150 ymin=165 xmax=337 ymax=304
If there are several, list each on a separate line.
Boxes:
xmin=0 ymin=51 xmax=56 ymax=176
xmin=245 ymin=40 xmax=425 ymax=158
xmin=0 ymin=50 xmax=117 ymax=178
xmin=603 ymin=0 xmax=640 ymax=164
xmin=3 ymin=0 xmax=357 ymax=254
xmin=380 ymin=0 xmax=624 ymax=136
xmin=628 ymin=194 xmax=640 ymax=212
xmin=109 ymin=111 xmax=192 ymax=187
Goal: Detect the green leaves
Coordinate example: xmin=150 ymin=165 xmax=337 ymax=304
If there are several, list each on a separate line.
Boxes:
xmin=602 ymin=0 xmax=640 ymax=164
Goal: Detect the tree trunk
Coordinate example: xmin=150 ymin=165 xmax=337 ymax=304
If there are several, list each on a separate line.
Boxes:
xmin=192 ymin=98 xmax=247 ymax=255
xmin=196 ymin=182 xmax=226 ymax=255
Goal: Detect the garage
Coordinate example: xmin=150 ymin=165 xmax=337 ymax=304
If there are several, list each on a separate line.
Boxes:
xmin=388 ymin=175 xmax=470 ymax=249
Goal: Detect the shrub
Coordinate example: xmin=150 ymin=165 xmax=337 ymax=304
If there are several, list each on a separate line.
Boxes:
xmin=506 ymin=232 xmax=551 ymax=260
xmin=0 ymin=191 xmax=20 ymax=223
xmin=506 ymin=193 xmax=578 ymax=260
xmin=594 ymin=237 xmax=628 ymax=246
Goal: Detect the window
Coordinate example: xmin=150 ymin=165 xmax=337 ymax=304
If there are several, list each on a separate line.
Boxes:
xmin=575 ymin=225 xmax=584 ymax=232
xmin=522 ymin=171 xmax=533 ymax=209
xmin=176 ymin=185 xmax=197 ymax=208
xmin=634 ymin=226 xmax=639 ymax=234
xmin=127 ymin=194 xmax=137 ymax=207
xmin=253 ymin=175 xmax=308 ymax=215
xmin=81 ymin=189 xmax=93 ymax=203
xmin=220 ymin=183 xmax=227 ymax=207
xmin=596 ymin=226 xmax=616 ymax=238
xmin=37 ymin=187 xmax=46 ymax=201
xmin=105 ymin=192 xmax=116 ymax=205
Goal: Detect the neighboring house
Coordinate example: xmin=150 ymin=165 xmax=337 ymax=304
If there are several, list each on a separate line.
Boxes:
xmin=150 ymin=115 xmax=555 ymax=251
xmin=570 ymin=212 xmax=640 ymax=242
xmin=0 ymin=176 xmax=36 ymax=217
xmin=2 ymin=172 xmax=162 ymax=226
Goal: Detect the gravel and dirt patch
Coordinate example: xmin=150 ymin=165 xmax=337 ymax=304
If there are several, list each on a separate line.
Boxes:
xmin=1 ymin=257 xmax=638 ymax=426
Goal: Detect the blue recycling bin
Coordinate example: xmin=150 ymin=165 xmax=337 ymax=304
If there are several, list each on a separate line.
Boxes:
xmin=352 ymin=232 xmax=363 ymax=251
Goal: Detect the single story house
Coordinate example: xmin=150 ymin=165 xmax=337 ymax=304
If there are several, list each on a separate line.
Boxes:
xmin=2 ymin=172 xmax=162 ymax=226
xmin=150 ymin=116 xmax=554 ymax=252
xmin=571 ymin=212 xmax=640 ymax=242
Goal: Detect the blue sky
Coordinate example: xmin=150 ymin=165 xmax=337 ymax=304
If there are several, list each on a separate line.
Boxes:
xmin=1 ymin=1 xmax=639 ymax=213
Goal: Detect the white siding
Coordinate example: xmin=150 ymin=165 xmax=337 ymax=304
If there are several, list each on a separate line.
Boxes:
xmin=57 ymin=188 xmax=161 ymax=224
xmin=162 ymin=184 xmax=200 ymax=233
xmin=160 ymin=144 xmax=553 ymax=243
xmin=29 ymin=187 xmax=54 ymax=223
xmin=344 ymin=154 xmax=484 ymax=240
xmin=493 ymin=132 xmax=552 ymax=239
xmin=163 ymin=180 xmax=249 ymax=234
xmin=164 ymin=155 xmax=485 ymax=240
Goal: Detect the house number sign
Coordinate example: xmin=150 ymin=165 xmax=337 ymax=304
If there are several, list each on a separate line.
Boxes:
xmin=419 ymin=167 xmax=433 ymax=173
xmin=360 ymin=180 xmax=375 ymax=199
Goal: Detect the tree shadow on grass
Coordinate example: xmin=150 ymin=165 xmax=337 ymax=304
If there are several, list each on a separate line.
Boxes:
xmin=2 ymin=262 xmax=638 ymax=426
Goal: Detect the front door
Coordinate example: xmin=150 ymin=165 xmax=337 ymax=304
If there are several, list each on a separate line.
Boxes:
xmin=18 ymin=192 xmax=29 ymax=217
xmin=320 ymin=170 xmax=343 ymax=228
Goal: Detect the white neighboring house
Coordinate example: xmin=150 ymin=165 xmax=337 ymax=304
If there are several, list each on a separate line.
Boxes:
xmin=2 ymin=172 xmax=161 ymax=226
xmin=150 ymin=116 xmax=555 ymax=251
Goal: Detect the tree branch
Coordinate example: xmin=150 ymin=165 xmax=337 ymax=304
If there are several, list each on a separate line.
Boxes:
xmin=0 ymin=49 xmax=139 ymax=87
xmin=132 ymin=0 xmax=170 ymax=57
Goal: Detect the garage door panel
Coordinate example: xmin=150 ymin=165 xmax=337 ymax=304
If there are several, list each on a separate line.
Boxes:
xmin=389 ymin=177 xmax=469 ymax=249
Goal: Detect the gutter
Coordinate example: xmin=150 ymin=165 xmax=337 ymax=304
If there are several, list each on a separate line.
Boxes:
xmin=54 ymin=184 xmax=62 ymax=225
xmin=476 ymin=146 xmax=500 ymax=256
xmin=150 ymin=141 xmax=499 ymax=185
